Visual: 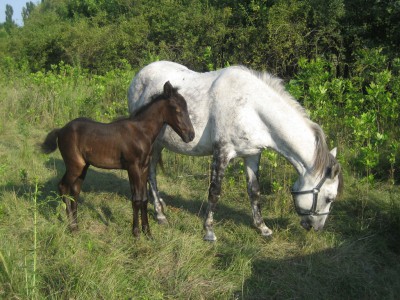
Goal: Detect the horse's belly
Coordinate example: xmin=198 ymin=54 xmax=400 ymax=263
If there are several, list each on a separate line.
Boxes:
xmin=158 ymin=127 xmax=213 ymax=156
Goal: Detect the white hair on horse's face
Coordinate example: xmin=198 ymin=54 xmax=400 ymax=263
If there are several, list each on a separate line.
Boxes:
xmin=128 ymin=61 xmax=343 ymax=240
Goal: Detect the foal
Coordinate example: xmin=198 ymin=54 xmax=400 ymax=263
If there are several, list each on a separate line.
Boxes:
xmin=41 ymin=81 xmax=195 ymax=237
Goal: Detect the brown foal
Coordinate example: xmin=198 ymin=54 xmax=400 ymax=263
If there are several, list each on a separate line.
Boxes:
xmin=41 ymin=81 xmax=195 ymax=237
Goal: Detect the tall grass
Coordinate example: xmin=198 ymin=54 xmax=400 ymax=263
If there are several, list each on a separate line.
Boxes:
xmin=0 ymin=64 xmax=399 ymax=299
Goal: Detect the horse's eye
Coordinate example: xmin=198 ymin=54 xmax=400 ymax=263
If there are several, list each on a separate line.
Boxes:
xmin=326 ymin=197 xmax=334 ymax=203
xmin=176 ymin=108 xmax=181 ymax=113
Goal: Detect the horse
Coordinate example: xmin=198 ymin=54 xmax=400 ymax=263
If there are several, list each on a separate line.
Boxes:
xmin=128 ymin=61 xmax=343 ymax=241
xmin=41 ymin=81 xmax=195 ymax=237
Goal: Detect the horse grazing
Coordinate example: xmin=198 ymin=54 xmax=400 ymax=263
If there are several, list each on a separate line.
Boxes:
xmin=128 ymin=61 xmax=343 ymax=241
xmin=41 ymin=81 xmax=195 ymax=237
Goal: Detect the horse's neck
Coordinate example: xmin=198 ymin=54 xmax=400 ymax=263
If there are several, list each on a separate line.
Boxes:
xmin=277 ymin=131 xmax=316 ymax=177
xmin=259 ymin=99 xmax=317 ymax=176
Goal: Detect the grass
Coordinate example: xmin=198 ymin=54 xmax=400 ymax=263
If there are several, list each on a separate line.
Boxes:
xmin=1 ymin=69 xmax=399 ymax=299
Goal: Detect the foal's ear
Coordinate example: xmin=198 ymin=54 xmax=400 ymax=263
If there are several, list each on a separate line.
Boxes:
xmin=163 ymin=81 xmax=173 ymax=97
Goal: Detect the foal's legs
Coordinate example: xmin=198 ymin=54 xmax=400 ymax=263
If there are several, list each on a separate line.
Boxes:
xmin=148 ymin=144 xmax=168 ymax=224
xmin=204 ymin=145 xmax=231 ymax=241
xmin=59 ymin=163 xmax=88 ymax=230
xmin=69 ymin=164 xmax=89 ymax=229
xmin=244 ymin=155 xmax=273 ymax=237
xmin=128 ymin=164 xmax=150 ymax=238
xmin=59 ymin=174 xmax=74 ymax=228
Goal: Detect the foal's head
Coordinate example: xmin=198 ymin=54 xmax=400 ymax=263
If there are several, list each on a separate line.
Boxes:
xmin=161 ymin=81 xmax=195 ymax=143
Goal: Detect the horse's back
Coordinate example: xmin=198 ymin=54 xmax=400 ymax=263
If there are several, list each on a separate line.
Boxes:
xmin=128 ymin=61 xmax=218 ymax=155
xmin=128 ymin=61 xmax=191 ymax=112
xmin=127 ymin=61 xmax=284 ymax=157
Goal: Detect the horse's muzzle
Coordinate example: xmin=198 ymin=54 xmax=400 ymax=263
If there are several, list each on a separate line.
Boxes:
xmin=300 ymin=220 xmax=312 ymax=231
xmin=300 ymin=218 xmax=326 ymax=231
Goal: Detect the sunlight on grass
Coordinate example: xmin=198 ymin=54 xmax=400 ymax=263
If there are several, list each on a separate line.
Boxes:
xmin=0 ymin=70 xmax=399 ymax=299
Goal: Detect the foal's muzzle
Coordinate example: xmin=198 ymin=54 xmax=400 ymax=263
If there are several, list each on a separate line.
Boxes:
xmin=188 ymin=131 xmax=195 ymax=142
xmin=182 ymin=130 xmax=195 ymax=143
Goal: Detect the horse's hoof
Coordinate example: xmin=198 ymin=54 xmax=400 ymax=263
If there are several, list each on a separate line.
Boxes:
xmin=258 ymin=225 xmax=273 ymax=238
xmin=159 ymin=198 xmax=167 ymax=213
xmin=261 ymin=231 xmax=273 ymax=238
xmin=203 ymin=232 xmax=217 ymax=242
xmin=157 ymin=217 xmax=169 ymax=225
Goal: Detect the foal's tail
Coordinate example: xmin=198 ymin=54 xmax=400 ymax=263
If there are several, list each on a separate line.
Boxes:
xmin=41 ymin=129 xmax=60 ymax=154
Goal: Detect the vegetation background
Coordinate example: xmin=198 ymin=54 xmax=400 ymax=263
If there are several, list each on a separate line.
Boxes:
xmin=0 ymin=0 xmax=399 ymax=299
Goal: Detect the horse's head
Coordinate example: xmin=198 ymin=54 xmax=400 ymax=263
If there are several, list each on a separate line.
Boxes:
xmin=291 ymin=148 xmax=343 ymax=231
xmin=162 ymin=81 xmax=195 ymax=143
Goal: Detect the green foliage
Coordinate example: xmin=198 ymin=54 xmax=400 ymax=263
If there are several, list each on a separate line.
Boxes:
xmin=288 ymin=50 xmax=400 ymax=182
xmin=0 ymin=0 xmax=372 ymax=75
xmin=0 ymin=61 xmax=133 ymax=129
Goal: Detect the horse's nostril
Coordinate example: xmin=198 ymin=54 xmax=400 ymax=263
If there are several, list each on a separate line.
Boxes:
xmin=300 ymin=220 xmax=312 ymax=231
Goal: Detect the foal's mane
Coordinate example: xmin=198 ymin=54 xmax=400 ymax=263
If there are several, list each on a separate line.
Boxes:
xmin=130 ymin=86 xmax=180 ymax=118
xmin=244 ymin=67 xmax=338 ymax=177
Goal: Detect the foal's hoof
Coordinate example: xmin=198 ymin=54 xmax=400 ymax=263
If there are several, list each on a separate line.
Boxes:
xmin=133 ymin=229 xmax=141 ymax=238
xmin=69 ymin=224 xmax=79 ymax=232
xmin=145 ymin=232 xmax=154 ymax=240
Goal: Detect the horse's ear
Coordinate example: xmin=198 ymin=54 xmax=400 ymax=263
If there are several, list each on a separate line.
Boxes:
xmin=163 ymin=81 xmax=173 ymax=97
xmin=329 ymin=147 xmax=340 ymax=179
xmin=329 ymin=162 xmax=341 ymax=179
xmin=330 ymin=147 xmax=337 ymax=158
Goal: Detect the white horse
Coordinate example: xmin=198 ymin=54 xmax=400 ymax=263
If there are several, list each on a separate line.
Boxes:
xmin=128 ymin=61 xmax=343 ymax=241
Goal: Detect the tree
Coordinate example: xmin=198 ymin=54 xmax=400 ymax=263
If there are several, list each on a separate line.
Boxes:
xmin=5 ymin=4 xmax=15 ymax=33
xmin=22 ymin=2 xmax=37 ymax=23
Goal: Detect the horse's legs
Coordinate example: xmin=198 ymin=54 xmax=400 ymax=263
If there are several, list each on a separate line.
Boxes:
xmin=244 ymin=155 xmax=273 ymax=237
xmin=204 ymin=145 xmax=231 ymax=241
xmin=148 ymin=144 xmax=168 ymax=224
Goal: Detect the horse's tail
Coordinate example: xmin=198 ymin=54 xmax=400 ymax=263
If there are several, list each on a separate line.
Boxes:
xmin=41 ymin=129 xmax=60 ymax=154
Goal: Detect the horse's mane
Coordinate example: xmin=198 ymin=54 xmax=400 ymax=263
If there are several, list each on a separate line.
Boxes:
xmin=243 ymin=67 xmax=342 ymax=180
xmin=243 ymin=67 xmax=309 ymax=119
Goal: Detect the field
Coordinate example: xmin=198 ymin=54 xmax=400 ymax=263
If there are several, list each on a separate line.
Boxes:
xmin=1 ymin=67 xmax=400 ymax=299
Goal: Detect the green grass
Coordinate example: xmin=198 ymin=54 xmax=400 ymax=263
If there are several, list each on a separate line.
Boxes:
xmin=1 ymin=70 xmax=399 ymax=299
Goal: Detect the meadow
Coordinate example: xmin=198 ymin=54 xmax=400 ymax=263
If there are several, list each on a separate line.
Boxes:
xmin=1 ymin=64 xmax=399 ymax=299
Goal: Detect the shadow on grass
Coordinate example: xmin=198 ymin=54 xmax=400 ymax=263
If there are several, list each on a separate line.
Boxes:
xmin=157 ymin=186 xmax=291 ymax=233
xmin=1 ymin=158 xmax=287 ymax=232
xmin=0 ymin=158 xmax=132 ymax=221
xmin=230 ymin=190 xmax=400 ymax=298
xmin=240 ymin=238 xmax=400 ymax=299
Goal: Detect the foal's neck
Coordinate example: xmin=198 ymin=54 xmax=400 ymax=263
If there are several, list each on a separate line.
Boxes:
xmin=131 ymin=98 xmax=168 ymax=141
